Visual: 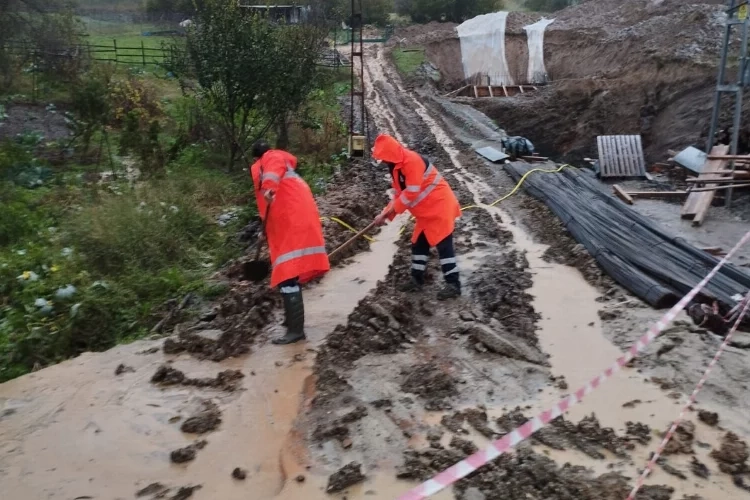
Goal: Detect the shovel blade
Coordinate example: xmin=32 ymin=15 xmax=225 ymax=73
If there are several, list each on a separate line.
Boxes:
xmin=243 ymin=260 xmax=271 ymax=283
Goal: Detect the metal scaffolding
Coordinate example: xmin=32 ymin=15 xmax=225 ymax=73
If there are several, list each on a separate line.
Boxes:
xmin=706 ymin=0 xmax=750 ymax=206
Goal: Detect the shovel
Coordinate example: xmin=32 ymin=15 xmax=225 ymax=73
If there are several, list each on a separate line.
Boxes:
xmin=243 ymin=205 xmax=271 ymax=282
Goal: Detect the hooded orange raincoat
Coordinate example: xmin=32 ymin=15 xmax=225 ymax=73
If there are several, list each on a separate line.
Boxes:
xmin=373 ymin=135 xmax=461 ymax=246
xmin=251 ymin=150 xmax=330 ymax=287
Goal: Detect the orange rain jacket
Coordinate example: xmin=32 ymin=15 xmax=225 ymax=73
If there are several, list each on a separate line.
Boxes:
xmin=250 ymin=150 xmax=330 ymax=288
xmin=373 ymin=135 xmax=461 ymax=246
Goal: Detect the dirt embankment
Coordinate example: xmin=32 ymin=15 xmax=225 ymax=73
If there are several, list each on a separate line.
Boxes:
xmin=394 ymin=0 xmax=737 ymax=163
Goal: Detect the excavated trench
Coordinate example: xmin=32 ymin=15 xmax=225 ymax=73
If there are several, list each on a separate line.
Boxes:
xmin=396 ymin=0 xmax=748 ymax=165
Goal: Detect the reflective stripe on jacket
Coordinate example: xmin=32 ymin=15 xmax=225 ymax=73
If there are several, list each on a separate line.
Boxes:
xmin=373 ymin=134 xmax=461 ymax=246
xmin=250 ymin=150 xmax=330 ymax=287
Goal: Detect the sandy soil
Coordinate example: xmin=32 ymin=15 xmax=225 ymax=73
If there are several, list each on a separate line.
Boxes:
xmin=4 ymin=12 xmax=750 ymax=500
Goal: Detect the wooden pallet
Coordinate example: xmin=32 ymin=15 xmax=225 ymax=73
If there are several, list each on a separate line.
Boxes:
xmin=596 ymin=135 xmax=647 ymax=178
xmin=681 ymin=145 xmax=730 ymax=225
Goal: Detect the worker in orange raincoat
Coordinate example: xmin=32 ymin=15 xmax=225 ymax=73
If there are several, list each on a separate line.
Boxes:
xmin=250 ymin=140 xmax=330 ymax=344
xmin=372 ymin=134 xmax=462 ymax=300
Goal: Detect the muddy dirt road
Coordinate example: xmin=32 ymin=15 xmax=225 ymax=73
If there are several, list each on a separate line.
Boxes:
xmin=3 ymin=43 xmax=750 ymax=500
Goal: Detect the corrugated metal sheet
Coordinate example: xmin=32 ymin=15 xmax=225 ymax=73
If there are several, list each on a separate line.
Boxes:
xmin=475 ymin=146 xmax=509 ymax=163
xmin=597 ymin=135 xmax=647 ymax=178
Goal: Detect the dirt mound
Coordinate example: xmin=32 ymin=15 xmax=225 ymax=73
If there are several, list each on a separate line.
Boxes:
xmin=399 ymin=0 xmax=732 ymax=163
xmin=150 ymin=365 xmax=244 ymax=391
xmin=170 ymin=440 xmax=207 ymax=464
xmin=468 ymin=250 xmax=539 ymax=344
xmin=326 ymin=462 xmax=366 ymax=493
xmin=314 ymin=245 xmax=424 ymax=370
xmin=711 ymin=432 xmax=750 ymax=475
xmin=401 ymin=363 xmax=458 ymax=399
xmin=398 ymin=446 xmax=670 ymax=500
xmin=496 ymin=408 xmax=634 ymax=460
xmin=316 ymin=159 xmax=390 ymax=265
xmin=180 ymin=400 xmax=222 ymax=434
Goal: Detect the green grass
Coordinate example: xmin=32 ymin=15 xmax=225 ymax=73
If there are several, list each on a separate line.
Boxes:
xmin=392 ymin=48 xmax=426 ymax=76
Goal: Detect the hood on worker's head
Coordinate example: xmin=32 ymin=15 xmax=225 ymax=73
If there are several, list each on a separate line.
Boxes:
xmin=372 ymin=134 xmax=405 ymax=164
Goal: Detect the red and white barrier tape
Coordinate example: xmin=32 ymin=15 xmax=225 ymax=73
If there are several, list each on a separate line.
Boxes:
xmin=397 ymin=230 xmax=750 ymax=500
xmin=627 ymin=289 xmax=750 ymax=499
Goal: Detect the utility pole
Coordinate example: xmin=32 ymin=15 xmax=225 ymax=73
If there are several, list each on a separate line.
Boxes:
xmin=706 ymin=0 xmax=750 ymax=206
xmin=348 ymin=0 xmax=366 ymax=158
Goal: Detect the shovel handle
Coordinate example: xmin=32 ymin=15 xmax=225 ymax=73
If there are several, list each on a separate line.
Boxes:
xmin=254 ymin=204 xmax=271 ymax=261
xmin=328 ymin=219 xmax=380 ymax=261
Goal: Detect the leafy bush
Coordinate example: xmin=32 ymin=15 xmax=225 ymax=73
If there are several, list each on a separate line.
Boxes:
xmin=396 ymin=0 xmax=505 ymax=23
xmin=64 ymin=186 xmax=214 ymax=275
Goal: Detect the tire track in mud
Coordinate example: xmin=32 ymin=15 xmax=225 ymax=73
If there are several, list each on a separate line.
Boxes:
xmin=293 ymin=45 xmax=749 ymax=500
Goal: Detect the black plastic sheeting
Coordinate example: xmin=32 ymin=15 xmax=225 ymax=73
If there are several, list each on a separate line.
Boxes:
xmin=504 ymin=163 xmax=750 ymax=310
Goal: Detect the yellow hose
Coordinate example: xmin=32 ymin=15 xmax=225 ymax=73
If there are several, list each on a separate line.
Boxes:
xmin=324 ymin=164 xmax=574 ymax=241
xmin=320 ymin=216 xmax=377 ymax=242
xmin=398 ymin=164 xmax=574 ymax=234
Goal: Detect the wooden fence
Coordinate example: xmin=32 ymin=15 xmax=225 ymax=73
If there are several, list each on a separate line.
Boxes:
xmin=3 ymin=39 xmax=176 ymax=68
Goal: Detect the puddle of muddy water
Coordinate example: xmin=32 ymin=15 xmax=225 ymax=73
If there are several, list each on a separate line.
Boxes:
xmin=0 ymin=220 xmax=405 ymax=500
xmin=361 ymin=46 xmax=745 ymax=497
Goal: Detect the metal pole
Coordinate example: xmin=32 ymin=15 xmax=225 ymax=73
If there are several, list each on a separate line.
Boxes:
xmin=706 ymin=0 xmax=735 ymax=154
xmin=358 ymin=0 xmax=365 ymax=137
xmin=350 ymin=0 xmax=355 ymax=139
xmin=728 ymin=13 xmax=750 ymax=206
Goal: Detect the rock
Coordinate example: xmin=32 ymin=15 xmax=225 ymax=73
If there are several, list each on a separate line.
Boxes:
xmin=232 ymin=467 xmax=247 ymax=480
xmin=136 ymin=483 xmax=169 ymax=497
xmin=698 ymin=410 xmax=719 ymax=427
xmin=691 ymin=457 xmax=710 ymax=479
xmin=193 ymin=329 xmax=223 ymax=342
xmin=199 ymin=310 xmax=218 ymax=322
xmin=326 ymin=462 xmax=365 ymax=493
xmin=470 ymin=324 xmax=548 ymax=365
xmin=115 ymin=364 xmax=135 ymax=376
xmin=459 ymin=310 xmax=476 ymax=322
xmin=711 ymin=432 xmax=749 ymax=474
xmin=663 ymin=421 xmax=695 ymax=455
xmin=181 ymin=401 xmax=221 ymax=434
xmin=170 ymin=440 xmax=207 ymax=464
xmin=463 ymin=487 xmax=487 ymax=500
xmin=598 ymin=308 xmax=620 ymax=321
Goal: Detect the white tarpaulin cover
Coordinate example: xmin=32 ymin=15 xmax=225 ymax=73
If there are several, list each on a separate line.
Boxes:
xmin=524 ymin=18 xmax=554 ymax=84
xmin=456 ymin=12 xmax=514 ymax=86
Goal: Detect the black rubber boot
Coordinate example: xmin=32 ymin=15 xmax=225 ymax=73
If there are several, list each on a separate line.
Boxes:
xmin=273 ymin=291 xmax=306 ymax=345
xmin=437 ymin=281 xmax=461 ymax=301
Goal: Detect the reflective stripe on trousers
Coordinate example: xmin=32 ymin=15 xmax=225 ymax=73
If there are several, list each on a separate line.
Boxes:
xmin=411 ymin=233 xmax=459 ymax=284
xmin=274 ymin=246 xmax=327 ymax=266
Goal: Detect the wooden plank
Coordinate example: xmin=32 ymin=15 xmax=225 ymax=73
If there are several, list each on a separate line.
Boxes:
xmin=691 ymin=145 xmax=731 ymax=225
xmin=626 ymin=191 xmax=688 ymax=199
xmin=682 ymin=145 xmax=729 ymax=219
xmin=520 ymin=155 xmax=549 ymax=162
xmin=473 ymin=86 xmax=478 ymax=98
xmin=707 ymin=155 xmax=750 ymax=160
xmin=690 ymin=182 xmax=750 ymax=193
xmin=488 ymin=86 xmax=493 ymax=97
xmin=686 ymin=178 xmax=745 ymax=184
xmin=613 ymin=185 xmax=634 ymax=205
xmin=503 ymin=86 xmax=508 ymax=97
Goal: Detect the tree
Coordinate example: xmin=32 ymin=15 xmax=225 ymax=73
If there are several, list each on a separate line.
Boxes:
xmin=0 ymin=0 xmax=82 ymax=90
xmin=174 ymin=0 xmax=326 ymax=167
xmin=397 ymin=0 xmax=503 ymax=23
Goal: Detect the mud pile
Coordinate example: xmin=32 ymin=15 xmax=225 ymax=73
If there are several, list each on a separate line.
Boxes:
xmin=394 ymin=0 xmax=734 ymax=163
